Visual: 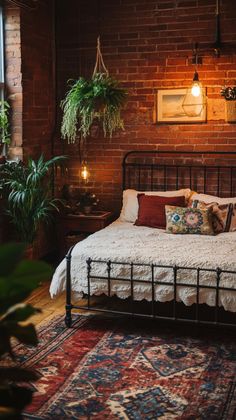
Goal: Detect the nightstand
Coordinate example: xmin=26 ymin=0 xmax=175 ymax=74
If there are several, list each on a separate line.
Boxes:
xmin=58 ymin=210 xmax=114 ymax=257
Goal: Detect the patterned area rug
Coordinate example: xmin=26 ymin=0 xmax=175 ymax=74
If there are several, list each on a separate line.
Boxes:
xmin=14 ymin=315 xmax=236 ymax=419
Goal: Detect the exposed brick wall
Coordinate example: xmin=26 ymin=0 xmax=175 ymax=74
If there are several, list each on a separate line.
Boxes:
xmin=55 ymin=0 xmax=236 ymax=214
xmin=21 ymin=0 xmax=54 ymax=159
xmin=5 ymin=0 xmax=54 ymax=160
xmin=5 ymin=3 xmax=23 ymax=160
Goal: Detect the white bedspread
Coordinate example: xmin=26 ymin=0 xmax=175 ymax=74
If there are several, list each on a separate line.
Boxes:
xmin=50 ymin=219 xmax=236 ymax=312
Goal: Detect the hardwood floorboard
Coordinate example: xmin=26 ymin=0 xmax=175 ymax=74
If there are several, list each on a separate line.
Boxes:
xmin=25 ymin=282 xmax=66 ymax=327
xmin=25 ymin=281 xmax=89 ymax=328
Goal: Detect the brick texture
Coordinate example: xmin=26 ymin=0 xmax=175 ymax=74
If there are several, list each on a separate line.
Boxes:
xmin=5 ymin=3 xmax=23 ymax=160
xmin=5 ymin=0 xmax=236 ymax=216
xmin=21 ymin=0 xmax=54 ymax=159
xmin=54 ymin=0 xmax=236 ymax=214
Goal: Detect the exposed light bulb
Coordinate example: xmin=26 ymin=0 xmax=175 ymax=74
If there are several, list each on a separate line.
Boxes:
xmin=80 ymin=162 xmax=90 ymax=182
xmin=191 ymin=82 xmax=201 ymax=97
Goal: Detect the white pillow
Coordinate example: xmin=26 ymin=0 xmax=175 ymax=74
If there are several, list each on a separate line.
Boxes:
xmin=191 ymin=193 xmax=236 ymax=205
xmin=120 ymin=188 xmax=192 ymax=223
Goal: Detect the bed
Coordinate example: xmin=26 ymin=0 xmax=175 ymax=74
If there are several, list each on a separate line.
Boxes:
xmin=50 ymin=150 xmax=236 ymax=328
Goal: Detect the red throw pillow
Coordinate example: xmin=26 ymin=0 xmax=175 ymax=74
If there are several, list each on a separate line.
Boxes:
xmin=135 ymin=194 xmax=186 ymax=229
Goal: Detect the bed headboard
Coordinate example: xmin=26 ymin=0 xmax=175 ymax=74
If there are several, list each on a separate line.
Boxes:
xmin=122 ymin=150 xmax=236 ymax=197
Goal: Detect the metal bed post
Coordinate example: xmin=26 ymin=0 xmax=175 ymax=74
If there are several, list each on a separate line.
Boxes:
xmin=87 ymin=258 xmax=92 ymax=309
xmin=215 ymin=267 xmax=221 ymax=324
xmin=65 ymin=245 xmax=74 ymax=328
xmin=130 ymin=262 xmax=134 ymax=315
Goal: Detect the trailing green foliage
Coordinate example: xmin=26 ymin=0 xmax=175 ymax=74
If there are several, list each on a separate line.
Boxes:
xmin=61 ymin=72 xmax=127 ymax=143
xmin=0 ymin=242 xmax=53 ymax=419
xmin=0 ymin=101 xmax=11 ymax=145
xmin=0 ymin=155 xmax=66 ymax=244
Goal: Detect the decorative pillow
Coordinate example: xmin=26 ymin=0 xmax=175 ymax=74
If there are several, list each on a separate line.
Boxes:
xmin=120 ymin=188 xmax=192 ymax=223
xmin=192 ymin=199 xmax=236 ymax=234
xmin=135 ymin=194 xmax=186 ymax=229
xmin=190 ymin=193 xmax=236 ymax=205
xmin=165 ymin=205 xmax=214 ymax=235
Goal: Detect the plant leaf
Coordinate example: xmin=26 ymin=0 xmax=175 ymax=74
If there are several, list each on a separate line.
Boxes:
xmin=0 ymin=260 xmax=52 ymax=313
xmin=0 ymin=244 xmax=25 ymax=277
xmin=0 ymin=367 xmax=39 ymax=382
xmin=7 ymin=323 xmax=38 ymax=346
xmin=0 ymin=384 xmax=33 ymax=411
xmin=2 ymin=304 xmax=40 ymax=322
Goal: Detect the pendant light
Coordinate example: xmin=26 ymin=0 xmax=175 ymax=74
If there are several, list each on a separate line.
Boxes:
xmin=80 ymin=161 xmax=90 ymax=183
xmin=182 ymin=43 xmax=206 ymax=117
xmin=191 ymin=70 xmax=201 ymax=98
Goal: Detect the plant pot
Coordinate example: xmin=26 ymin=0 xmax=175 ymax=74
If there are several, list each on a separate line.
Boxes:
xmin=83 ymin=205 xmax=92 ymax=215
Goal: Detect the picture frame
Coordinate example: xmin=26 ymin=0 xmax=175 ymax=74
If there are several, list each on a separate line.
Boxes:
xmin=157 ymin=88 xmax=206 ymax=123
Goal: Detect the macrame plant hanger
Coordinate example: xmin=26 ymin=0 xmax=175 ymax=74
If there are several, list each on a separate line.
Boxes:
xmin=92 ymin=36 xmax=109 ymax=78
xmin=80 ymin=37 xmax=108 ymax=182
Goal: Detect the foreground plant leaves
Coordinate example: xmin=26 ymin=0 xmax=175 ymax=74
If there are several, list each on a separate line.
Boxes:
xmin=0 ymin=243 xmax=52 ymax=418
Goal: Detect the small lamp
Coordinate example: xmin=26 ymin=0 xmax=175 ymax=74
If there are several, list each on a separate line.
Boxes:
xmin=80 ymin=161 xmax=90 ymax=182
xmin=191 ymin=70 xmax=201 ymax=98
xmin=182 ymin=44 xmax=206 ymax=117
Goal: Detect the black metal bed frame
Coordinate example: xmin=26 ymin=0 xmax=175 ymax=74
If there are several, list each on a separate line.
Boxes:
xmin=65 ymin=150 xmax=236 ymax=328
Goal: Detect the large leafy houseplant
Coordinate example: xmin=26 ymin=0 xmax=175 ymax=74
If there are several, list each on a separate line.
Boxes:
xmin=0 ymin=242 xmax=53 ymax=419
xmin=61 ymin=72 xmax=127 ymax=143
xmin=0 ymin=155 xmax=65 ymax=244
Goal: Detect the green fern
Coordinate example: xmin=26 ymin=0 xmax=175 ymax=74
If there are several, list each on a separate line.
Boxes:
xmin=61 ymin=73 xmax=127 ymax=143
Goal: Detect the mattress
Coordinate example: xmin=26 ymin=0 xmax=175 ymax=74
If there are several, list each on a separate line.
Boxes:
xmin=50 ymin=219 xmax=236 ymax=312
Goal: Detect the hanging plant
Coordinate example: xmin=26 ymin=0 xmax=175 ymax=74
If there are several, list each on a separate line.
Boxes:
xmin=61 ymin=38 xmax=127 ymax=144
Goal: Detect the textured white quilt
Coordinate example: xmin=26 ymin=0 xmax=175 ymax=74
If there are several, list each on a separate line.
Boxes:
xmin=50 ymin=220 xmax=236 ymax=312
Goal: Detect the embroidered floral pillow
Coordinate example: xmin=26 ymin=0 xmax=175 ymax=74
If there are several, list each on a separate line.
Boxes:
xmin=165 ymin=205 xmax=214 ymax=235
xmin=191 ymin=200 xmax=236 ymax=234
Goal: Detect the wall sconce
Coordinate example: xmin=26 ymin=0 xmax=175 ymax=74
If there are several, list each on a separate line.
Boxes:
xmin=80 ymin=161 xmax=90 ymax=182
xmin=182 ymin=43 xmax=206 ymax=117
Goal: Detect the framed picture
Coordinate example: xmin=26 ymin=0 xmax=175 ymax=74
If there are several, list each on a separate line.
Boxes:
xmin=157 ymin=88 xmax=206 ymax=123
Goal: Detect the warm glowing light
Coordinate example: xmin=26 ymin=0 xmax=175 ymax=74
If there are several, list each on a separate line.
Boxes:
xmin=80 ymin=161 xmax=90 ymax=182
xmin=191 ymin=82 xmax=201 ymax=97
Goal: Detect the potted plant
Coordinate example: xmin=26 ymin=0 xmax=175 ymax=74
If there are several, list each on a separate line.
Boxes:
xmin=61 ymin=72 xmax=127 ymax=143
xmin=0 ymin=100 xmax=11 ymax=159
xmin=0 ymin=155 xmax=65 ymax=253
xmin=77 ymin=191 xmax=99 ymax=214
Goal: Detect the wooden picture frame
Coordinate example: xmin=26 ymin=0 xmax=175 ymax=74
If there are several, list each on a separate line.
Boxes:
xmin=157 ymin=88 xmax=206 ymax=123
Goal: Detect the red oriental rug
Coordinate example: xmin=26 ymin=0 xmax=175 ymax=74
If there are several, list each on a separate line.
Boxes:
xmin=15 ymin=315 xmax=236 ymax=419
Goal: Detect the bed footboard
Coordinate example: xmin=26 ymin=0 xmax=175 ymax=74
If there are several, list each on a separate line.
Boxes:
xmin=65 ymin=257 xmax=236 ymax=329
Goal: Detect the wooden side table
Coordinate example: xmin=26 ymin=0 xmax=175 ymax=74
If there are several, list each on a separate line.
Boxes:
xmin=58 ymin=210 xmax=114 ymax=257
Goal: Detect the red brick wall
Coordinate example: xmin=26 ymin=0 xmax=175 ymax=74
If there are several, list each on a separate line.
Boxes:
xmin=54 ymin=0 xmax=236 ymax=214
xmin=21 ymin=0 xmax=54 ymax=159
xmin=5 ymin=0 xmax=54 ymax=161
xmin=5 ymin=3 xmax=23 ymax=160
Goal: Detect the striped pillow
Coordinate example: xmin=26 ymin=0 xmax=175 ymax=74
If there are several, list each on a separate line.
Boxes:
xmin=192 ymin=200 xmax=236 ymax=234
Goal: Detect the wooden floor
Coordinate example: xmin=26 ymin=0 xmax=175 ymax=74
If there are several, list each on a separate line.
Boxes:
xmin=25 ymin=281 xmax=67 ymax=327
